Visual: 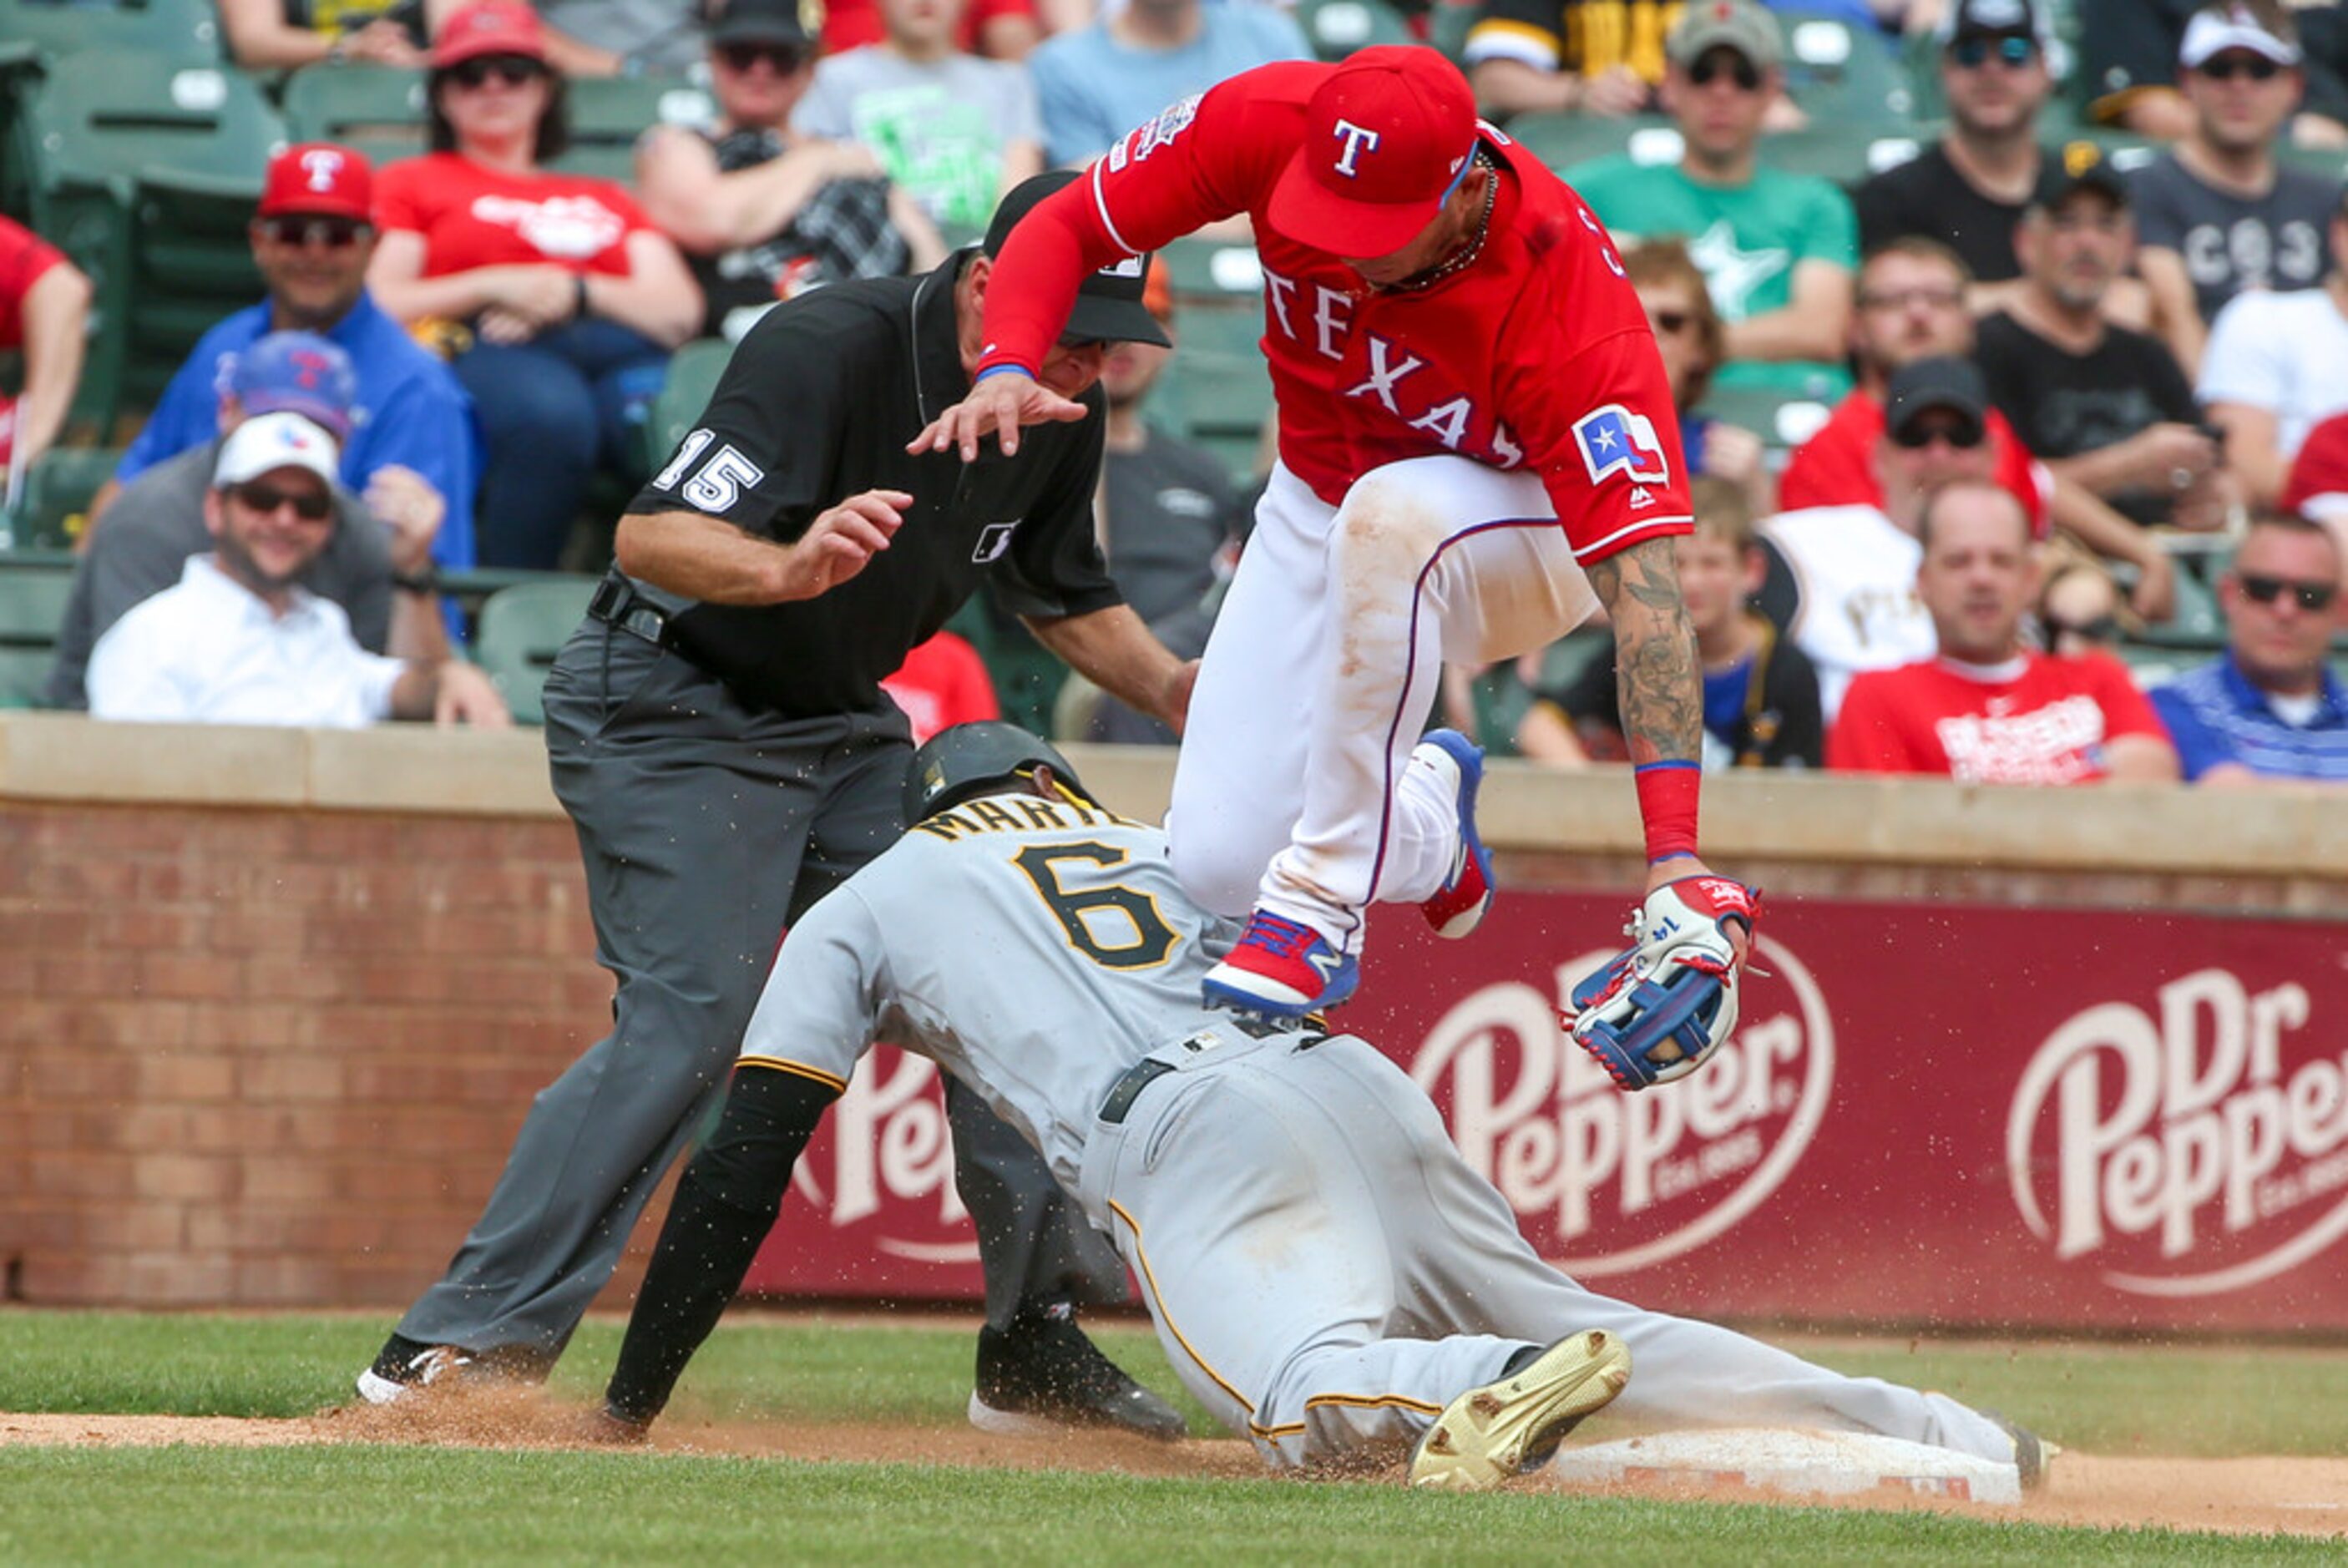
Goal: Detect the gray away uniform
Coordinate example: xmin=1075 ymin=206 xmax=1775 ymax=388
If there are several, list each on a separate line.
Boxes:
xmin=605 ymin=794 xmax=2017 ymax=1471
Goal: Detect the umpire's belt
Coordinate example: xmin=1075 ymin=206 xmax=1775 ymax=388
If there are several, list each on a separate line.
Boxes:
xmin=586 ymin=572 xmax=671 ymax=646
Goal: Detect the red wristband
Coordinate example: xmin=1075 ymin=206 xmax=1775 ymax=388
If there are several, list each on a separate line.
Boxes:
xmin=1634 ymin=761 xmax=1700 ymax=864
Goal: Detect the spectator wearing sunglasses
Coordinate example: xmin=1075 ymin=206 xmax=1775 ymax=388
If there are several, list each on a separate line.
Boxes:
xmin=1622 ymin=238 xmax=1773 ymax=514
xmin=2151 ymin=514 xmax=2348 ymax=781
xmin=1569 ymin=0 xmax=1855 ymax=402
xmin=2195 ymin=186 xmax=2348 ymax=510
xmin=2037 ymin=559 xmax=2128 ymax=657
xmin=2082 ymin=0 xmax=2348 ymax=148
xmin=2128 ymin=3 xmax=2340 ymax=377
xmin=369 ymin=0 xmax=703 ymax=569
xmin=1763 ymin=357 xmax=2003 ymax=721
xmin=85 ymin=412 xmax=509 ymax=730
xmin=1829 ymin=478 xmax=2179 ymax=782
xmin=48 ymin=334 xmax=451 ymax=711
xmin=1854 ymin=0 xmax=2068 ymax=295
xmin=101 ymin=143 xmax=478 ymax=579
xmin=637 ymin=0 xmax=946 ymax=341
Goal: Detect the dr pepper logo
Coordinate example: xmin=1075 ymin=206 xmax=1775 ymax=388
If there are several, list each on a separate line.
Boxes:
xmin=2006 ymin=967 xmax=2348 ymax=1297
xmin=791 ymin=1048 xmax=978 ymax=1266
xmin=1410 ymin=936 xmax=1834 ymax=1276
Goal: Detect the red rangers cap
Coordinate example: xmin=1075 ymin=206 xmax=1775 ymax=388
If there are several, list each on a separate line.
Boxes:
xmin=1267 ymin=47 xmax=1480 ymax=259
xmin=257 ymin=142 xmax=374 ymax=223
xmin=432 ymin=0 xmax=549 ymax=69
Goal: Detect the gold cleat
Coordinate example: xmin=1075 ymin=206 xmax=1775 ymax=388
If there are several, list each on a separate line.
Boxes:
xmin=1409 ymin=1328 xmax=1632 ymax=1492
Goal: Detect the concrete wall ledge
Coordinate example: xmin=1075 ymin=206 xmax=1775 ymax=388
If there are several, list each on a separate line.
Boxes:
xmin=5 ymin=712 xmax=2344 ymax=880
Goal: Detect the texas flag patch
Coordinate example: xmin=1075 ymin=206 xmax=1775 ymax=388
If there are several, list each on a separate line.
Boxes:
xmin=1573 ymin=404 xmax=1671 ymax=486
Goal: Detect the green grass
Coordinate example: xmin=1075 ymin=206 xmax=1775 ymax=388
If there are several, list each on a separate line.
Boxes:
xmin=3 ymin=1312 xmax=2344 ymax=1565
xmin=0 ymin=1445 xmax=2331 ymax=1568
xmin=7 ymin=1311 xmax=2348 ymax=1458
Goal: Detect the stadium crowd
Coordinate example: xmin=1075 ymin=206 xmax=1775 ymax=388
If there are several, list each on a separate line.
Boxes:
xmin=2 ymin=0 xmax=2345 ymax=782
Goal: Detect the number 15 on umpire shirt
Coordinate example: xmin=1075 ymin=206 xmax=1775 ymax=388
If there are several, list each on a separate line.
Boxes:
xmin=626 ymin=255 xmax=1123 ymax=719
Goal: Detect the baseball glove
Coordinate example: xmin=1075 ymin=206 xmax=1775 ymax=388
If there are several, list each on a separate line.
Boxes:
xmin=1566 ymin=875 xmax=1760 ymax=1091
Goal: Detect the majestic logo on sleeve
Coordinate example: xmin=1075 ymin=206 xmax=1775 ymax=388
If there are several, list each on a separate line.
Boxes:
xmin=1331 ymin=119 xmax=1382 ymax=176
xmin=973 ymin=521 xmax=1020 ymax=563
xmin=1574 ymin=404 xmax=1672 ymax=486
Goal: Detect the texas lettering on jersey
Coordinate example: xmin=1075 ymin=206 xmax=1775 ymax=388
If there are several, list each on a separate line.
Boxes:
xmin=974 ymin=59 xmax=1693 ymax=566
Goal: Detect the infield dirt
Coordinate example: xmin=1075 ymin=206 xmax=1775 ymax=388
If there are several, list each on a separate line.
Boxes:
xmin=3 ymin=1399 xmax=2342 ymax=1541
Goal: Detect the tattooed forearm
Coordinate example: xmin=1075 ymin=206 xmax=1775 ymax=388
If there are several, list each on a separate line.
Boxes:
xmin=1588 ymin=537 xmax=1701 ymax=766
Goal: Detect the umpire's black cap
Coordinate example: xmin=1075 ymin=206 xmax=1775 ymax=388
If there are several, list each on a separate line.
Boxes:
xmin=984 ymin=172 xmax=1171 ymax=349
xmin=904 ymin=721 xmax=1093 ymax=822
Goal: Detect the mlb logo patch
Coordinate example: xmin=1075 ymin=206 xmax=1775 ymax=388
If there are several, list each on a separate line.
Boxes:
xmin=973 ymin=521 xmax=1020 ymax=563
xmin=1573 ymin=404 xmax=1671 ymax=486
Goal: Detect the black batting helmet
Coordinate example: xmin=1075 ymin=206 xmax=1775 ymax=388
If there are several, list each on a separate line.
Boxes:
xmin=903 ymin=722 xmax=1091 ymax=822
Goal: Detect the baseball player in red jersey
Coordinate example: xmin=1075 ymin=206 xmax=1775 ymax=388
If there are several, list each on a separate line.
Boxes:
xmin=915 ymin=46 xmax=1753 ymax=1025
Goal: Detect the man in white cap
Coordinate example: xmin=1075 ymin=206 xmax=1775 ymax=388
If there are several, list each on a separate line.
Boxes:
xmin=2128 ymin=0 xmax=2340 ymax=373
xmin=86 ymin=412 xmax=509 ymax=730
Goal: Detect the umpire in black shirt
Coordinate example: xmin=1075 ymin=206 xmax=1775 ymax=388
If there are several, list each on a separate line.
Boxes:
xmin=362 ymin=174 xmax=1195 ymax=1438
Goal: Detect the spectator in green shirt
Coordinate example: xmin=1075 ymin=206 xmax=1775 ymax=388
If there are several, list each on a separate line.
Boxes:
xmin=1567 ymin=0 xmax=1855 ymax=400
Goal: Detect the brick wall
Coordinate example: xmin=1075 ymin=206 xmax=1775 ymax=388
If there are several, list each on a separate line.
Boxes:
xmin=0 ymin=801 xmax=622 ymax=1308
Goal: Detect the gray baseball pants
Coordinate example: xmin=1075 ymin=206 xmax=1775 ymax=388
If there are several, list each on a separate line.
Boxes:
xmin=397 ymin=623 xmax=1125 ymax=1358
xmin=1077 ymin=1024 xmax=2015 ymax=1470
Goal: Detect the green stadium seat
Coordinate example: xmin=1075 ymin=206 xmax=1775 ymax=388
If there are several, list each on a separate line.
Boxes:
xmin=2 ymin=443 xmax=121 ymax=549
xmin=22 ymin=53 xmax=284 ymax=431
xmin=279 ymin=64 xmax=429 ymax=171
xmin=1760 ymin=124 xmax=1929 ymax=190
xmin=1693 ymin=385 xmax=1834 ymax=450
xmin=1156 ymin=236 xmax=1261 ymax=305
xmin=0 ymin=0 xmax=221 ymax=65
xmin=1168 ymin=303 xmax=1262 ymax=360
xmin=1153 ymin=348 xmax=1273 ymax=488
xmin=550 ymin=78 xmax=714 ymax=182
xmin=644 ymin=337 xmax=734 ymax=472
xmin=1509 ymin=114 xmax=1681 ymax=178
xmin=473 ymin=578 xmax=595 ymax=724
xmin=1777 ymin=10 xmax=1914 ymax=128
xmin=1296 ymin=0 xmax=1415 ymax=61
xmin=124 ymin=169 xmax=266 ymax=408
xmin=1429 ymin=0 xmax=1478 ymax=64
xmin=0 ymin=561 xmax=72 ymax=707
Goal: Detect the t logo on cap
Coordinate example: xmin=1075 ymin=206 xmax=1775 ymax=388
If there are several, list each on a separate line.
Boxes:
xmin=1332 ymin=119 xmax=1382 ymax=178
xmin=300 ymin=148 xmax=344 ymax=193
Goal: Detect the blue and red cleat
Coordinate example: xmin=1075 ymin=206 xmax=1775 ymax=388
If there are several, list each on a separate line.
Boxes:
xmin=1416 ymin=730 xmax=1495 ymax=939
xmin=1202 ymin=910 xmax=1359 ymax=1016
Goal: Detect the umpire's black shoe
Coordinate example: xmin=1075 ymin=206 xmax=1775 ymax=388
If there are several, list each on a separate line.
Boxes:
xmin=969 ymin=1304 xmax=1187 ymax=1442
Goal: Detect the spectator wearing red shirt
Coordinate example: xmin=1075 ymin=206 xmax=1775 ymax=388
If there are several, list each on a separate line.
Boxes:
xmin=878 ymin=629 xmax=1001 ymax=741
xmin=1779 ymin=235 xmax=2176 ymax=620
xmin=0 ymin=215 xmax=92 ymax=490
xmin=367 ymin=1 xmax=701 ymax=568
xmin=1829 ymin=479 xmax=2180 ymax=783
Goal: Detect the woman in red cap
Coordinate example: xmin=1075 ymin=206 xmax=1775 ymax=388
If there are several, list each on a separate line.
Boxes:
xmin=367 ymin=0 xmax=703 ymax=569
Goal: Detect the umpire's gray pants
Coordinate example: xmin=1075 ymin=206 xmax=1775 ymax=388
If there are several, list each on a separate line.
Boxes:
xmin=397 ymin=623 xmax=1125 ymax=1359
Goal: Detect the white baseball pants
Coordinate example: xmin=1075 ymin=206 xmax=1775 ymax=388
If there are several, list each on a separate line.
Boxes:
xmin=1168 ymin=456 xmax=1601 ymax=953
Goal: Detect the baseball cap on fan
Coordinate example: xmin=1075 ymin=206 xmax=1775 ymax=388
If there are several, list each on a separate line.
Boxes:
xmin=257 ymin=141 xmax=373 ymax=223
xmin=984 ymin=171 xmax=1171 ymax=346
xmin=213 ymin=412 xmax=342 ymax=491
xmin=222 ymin=331 xmax=361 ymax=441
xmin=432 ymin=0 xmax=549 ymax=69
xmin=1265 ymin=46 xmax=1480 ymax=258
xmin=1934 ymin=0 xmax=2051 ymax=49
xmin=1666 ymin=0 xmax=1784 ymax=70
xmin=1885 ymin=356 xmax=1990 ymax=446
xmin=708 ymin=0 xmax=817 ymax=51
xmin=2179 ymin=1 xmax=2301 ymax=68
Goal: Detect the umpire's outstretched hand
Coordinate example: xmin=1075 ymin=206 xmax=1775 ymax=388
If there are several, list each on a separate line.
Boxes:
xmin=909 ymin=370 xmax=1090 ymax=462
